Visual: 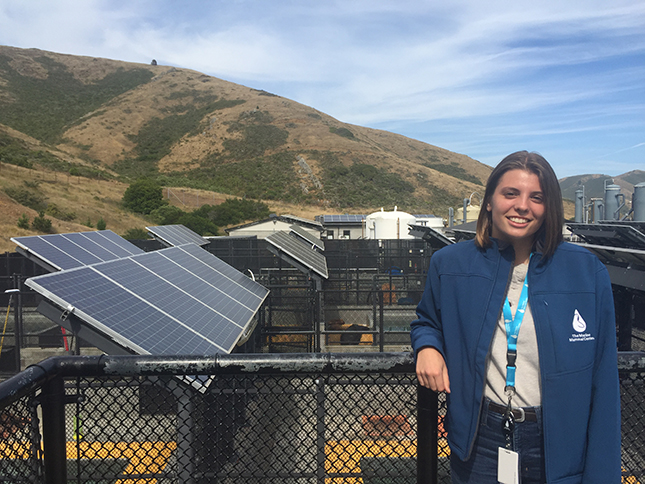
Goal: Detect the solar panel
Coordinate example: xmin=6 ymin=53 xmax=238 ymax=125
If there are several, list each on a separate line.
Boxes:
xmin=321 ymin=214 xmax=366 ymax=223
xmin=265 ymin=231 xmax=328 ymax=279
xmin=11 ymin=230 xmax=144 ymax=271
xmin=25 ymin=244 xmax=269 ymax=357
xmin=290 ymin=224 xmax=325 ymax=251
xmin=282 ymin=214 xmax=323 ymax=228
xmin=576 ymin=243 xmax=645 ymax=292
xmin=567 ymin=223 xmax=645 ymax=250
xmin=408 ymin=224 xmax=454 ymax=248
xmin=146 ymin=224 xmax=209 ymax=247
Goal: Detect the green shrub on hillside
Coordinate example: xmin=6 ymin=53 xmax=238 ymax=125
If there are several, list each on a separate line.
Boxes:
xmin=119 ymin=98 xmax=246 ymax=176
xmin=223 ymin=124 xmax=288 ymax=158
xmin=329 ymin=126 xmax=355 ymax=140
xmin=321 ymin=158 xmax=416 ymax=208
xmin=184 ymin=152 xmax=304 ymax=202
xmin=176 ymin=212 xmax=219 ymax=236
xmin=194 ymin=199 xmax=271 ymax=226
xmin=45 ymin=203 xmax=76 ymax=222
xmin=122 ymin=228 xmax=149 ymax=240
xmin=122 ymin=179 xmax=167 ymax=214
xmin=150 ymin=205 xmax=186 ymax=225
xmin=0 ymin=131 xmax=112 ymax=179
xmin=31 ymin=212 xmax=53 ymax=233
xmin=17 ymin=213 xmax=30 ymax=229
xmin=5 ymin=186 xmax=47 ymax=212
xmin=149 ymin=198 xmax=269 ymax=235
xmin=0 ymin=55 xmax=154 ymax=143
xmin=96 ymin=218 xmax=107 ymax=230
xmin=423 ymin=162 xmax=482 ymax=186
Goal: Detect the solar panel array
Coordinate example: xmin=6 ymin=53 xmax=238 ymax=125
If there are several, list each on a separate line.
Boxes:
xmin=11 ymin=231 xmax=144 ymax=271
xmin=266 ymin=231 xmax=328 ymax=279
xmin=320 ymin=214 xmax=366 ymax=223
xmin=25 ymin=243 xmax=269 ymax=356
xmin=290 ymin=224 xmax=325 ymax=251
xmin=147 ymin=224 xmax=209 ymax=247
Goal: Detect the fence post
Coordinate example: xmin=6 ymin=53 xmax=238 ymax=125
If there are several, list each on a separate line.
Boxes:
xmin=316 ymin=376 xmax=326 ymax=484
xmin=175 ymin=390 xmax=195 ymax=484
xmin=378 ymin=291 xmax=384 ymax=352
xmin=41 ymin=375 xmax=67 ymax=484
xmin=417 ymin=385 xmax=438 ymax=484
xmin=12 ymin=275 xmax=22 ymax=372
xmin=314 ymin=290 xmax=322 ymax=353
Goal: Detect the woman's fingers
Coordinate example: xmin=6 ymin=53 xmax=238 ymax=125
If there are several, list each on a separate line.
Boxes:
xmin=416 ymin=347 xmax=450 ymax=393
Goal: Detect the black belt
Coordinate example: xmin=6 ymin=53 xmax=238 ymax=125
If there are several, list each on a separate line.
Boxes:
xmin=488 ymin=401 xmax=538 ymax=422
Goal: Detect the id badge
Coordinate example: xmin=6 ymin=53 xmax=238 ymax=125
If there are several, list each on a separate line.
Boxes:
xmin=497 ymin=447 xmax=519 ymax=484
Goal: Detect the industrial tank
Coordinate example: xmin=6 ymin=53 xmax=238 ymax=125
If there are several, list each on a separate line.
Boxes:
xmin=366 ymin=207 xmax=416 ymax=239
xmin=603 ymin=184 xmax=624 ymax=221
xmin=634 ymin=183 xmax=645 ymax=222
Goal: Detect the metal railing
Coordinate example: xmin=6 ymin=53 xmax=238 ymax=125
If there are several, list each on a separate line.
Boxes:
xmin=0 ymin=352 xmax=644 ymax=483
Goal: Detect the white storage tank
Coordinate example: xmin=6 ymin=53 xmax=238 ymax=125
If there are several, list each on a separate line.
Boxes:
xmin=366 ymin=207 xmax=416 ymax=239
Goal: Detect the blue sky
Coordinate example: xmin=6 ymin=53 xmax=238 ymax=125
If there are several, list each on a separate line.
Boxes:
xmin=0 ymin=0 xmax=643 ymax=178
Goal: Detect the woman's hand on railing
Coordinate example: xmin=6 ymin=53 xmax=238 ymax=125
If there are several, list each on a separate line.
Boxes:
xmin=416 ymin=347 xmax=450 ymax=393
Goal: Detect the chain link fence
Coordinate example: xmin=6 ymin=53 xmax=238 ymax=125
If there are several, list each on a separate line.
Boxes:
xmin=0 ymin=353 xmax=643 ymax=483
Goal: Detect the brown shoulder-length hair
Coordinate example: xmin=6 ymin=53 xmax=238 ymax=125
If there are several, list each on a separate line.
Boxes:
xmin=475 ymin=151 xmax=564 ymax=259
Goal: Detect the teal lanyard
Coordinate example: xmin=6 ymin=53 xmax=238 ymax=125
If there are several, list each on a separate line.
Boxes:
xmin=503 ymin=256 xmax=531 ymax=391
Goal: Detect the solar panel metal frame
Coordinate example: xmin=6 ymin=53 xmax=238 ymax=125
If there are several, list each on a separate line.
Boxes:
xmin=146 ymin=224 xmax=210 ymax=247
xmin=289 ymin=224 xmax=325 ymax=251
xmin=11 ymin=230 xmax=144 ymax=272
xmin=265 ymin=231 xmax=328 ymax=279
xmin=25 ymin=244 xmax=269 ymax=359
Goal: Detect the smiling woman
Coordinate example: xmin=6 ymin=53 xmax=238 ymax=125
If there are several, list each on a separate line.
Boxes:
xmin=412 ymin=151 xmax=621 ymax=484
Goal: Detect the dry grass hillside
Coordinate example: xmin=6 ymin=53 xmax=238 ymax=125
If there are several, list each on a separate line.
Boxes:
xmin=0 ymin=159 xmax=342 ymax=254
xmin=0 ymin=46 xmax=492 ymax=218
xmin=0 ymin=45 xmax=593 ymax=255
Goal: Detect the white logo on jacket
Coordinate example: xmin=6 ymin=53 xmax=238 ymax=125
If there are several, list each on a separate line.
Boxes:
xmin=572 ymin=309 xmax=586 ymax=332
xmin=569 ymin=309 xmax=595 ymax=342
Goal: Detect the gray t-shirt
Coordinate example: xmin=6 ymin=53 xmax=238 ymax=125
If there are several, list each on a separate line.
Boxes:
xmin=484 ymin=262 xmax=542 ymax=407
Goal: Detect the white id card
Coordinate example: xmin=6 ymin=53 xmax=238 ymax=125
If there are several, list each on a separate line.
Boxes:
xmin=497 ymin=447 xmax=519 ymax=484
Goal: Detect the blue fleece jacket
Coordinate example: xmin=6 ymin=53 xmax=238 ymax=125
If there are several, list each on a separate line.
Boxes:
xmin=410 ymin=239 xmax=621 ymax=484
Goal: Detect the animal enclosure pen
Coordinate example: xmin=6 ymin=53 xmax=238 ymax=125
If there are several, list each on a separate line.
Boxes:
xmin=0 ymin=353 xmax=644 ymax=483
xmin=0 ymin=353 xmax=440 ymax=484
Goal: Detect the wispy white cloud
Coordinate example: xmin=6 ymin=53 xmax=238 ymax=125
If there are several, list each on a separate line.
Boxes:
xmin=0 ymin=0 xmax=643 ymax=176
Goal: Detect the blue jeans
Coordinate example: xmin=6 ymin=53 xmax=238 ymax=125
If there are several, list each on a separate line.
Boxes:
xmin=450 ymin=399 xmax=546 ymax=484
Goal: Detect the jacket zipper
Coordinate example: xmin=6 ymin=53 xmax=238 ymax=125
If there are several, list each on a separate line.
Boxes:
xmin=465 ymin=250 xmax=515 ymax=460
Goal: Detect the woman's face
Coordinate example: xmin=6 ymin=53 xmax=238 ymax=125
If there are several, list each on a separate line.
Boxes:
xmin=487 ymin=169 xmax=546 ymax=247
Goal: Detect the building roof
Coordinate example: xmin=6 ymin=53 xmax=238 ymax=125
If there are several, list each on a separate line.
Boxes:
xmin=225 ymin=214 xmax=322 ymax=234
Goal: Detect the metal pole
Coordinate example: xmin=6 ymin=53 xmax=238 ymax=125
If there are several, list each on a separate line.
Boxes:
xmin=315 ymin=376 xmax=326 ymax=484
xmin=12 ymin=275 xmax=22 ymax=372
xmin=417 ymin=385 xmax=438 ymax=484
xmin=314 ymin=287 xmax=322 ymax=353
xmin=379 ymin=291 xmax=384 ymax=352
xmin=41 ymin=376 xmax=67 ymax=484
xmin=176 ymin=390 xmax=195 ymax=484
